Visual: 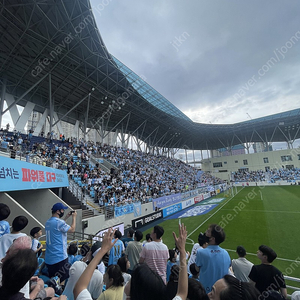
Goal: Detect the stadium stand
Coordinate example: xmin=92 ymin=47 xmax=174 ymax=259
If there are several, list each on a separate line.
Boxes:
xmin=1 ymin=1 xmax=300 ymax=298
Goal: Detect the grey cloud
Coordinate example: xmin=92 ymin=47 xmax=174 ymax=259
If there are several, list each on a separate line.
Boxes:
xmin=91 ymin=0 xmax=300 ymax=123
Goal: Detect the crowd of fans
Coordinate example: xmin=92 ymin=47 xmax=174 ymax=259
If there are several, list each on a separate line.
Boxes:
xmin=42 ymin=141 xmax=223 ymax=206
xmin=1 ymin=129 xmax=225 ymax=207
xmin=268 ymin=168 xmax=300 ymax=182
xmin=75 ymin=144 xmax=223 ymax=206
xmin=232 ymin=168 xmax=300 ymax=183
xmin=2 ymin=200 xmax=299 ymax=300
xmin=2 ymin=130 xmax=300 ymax=299
xmin=231 ymin=170 xmax=266 ymax=182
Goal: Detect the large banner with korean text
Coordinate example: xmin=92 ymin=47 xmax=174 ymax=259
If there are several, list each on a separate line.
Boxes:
xmin=0 ymin=156 xmax=69 ymax=192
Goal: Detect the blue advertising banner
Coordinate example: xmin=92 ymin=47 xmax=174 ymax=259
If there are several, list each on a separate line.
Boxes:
xmin=152 ymin=193 xmax=182 ymax=210
xmin=0 ymin=156 xmax=69 ymax=192
xmin=114 ymin=203 xmax=134 ymax=217
xmin=133 ymin=202 xmax=142 ymax=217
xmin=166 ymin=204 xmax=217 ymax=220
xmin=163 ymin=203 xmax=182 ymax=218
xmin=178 ymin=204 xmax=217 ymax=218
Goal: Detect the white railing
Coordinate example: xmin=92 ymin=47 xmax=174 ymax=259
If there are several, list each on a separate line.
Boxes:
xmin=285 ymin=275 xmax=300 ymax=298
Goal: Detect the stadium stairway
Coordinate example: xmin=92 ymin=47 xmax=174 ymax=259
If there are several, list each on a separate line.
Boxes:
xmin=67 ymin=178 xmax=101 ymax=218
xmin=62 ymin=180 xmax=95 ymax=217
xmin=90 ymin=153 xmax=119 ymax=173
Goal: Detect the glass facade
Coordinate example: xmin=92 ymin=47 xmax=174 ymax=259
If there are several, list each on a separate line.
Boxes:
xmin=113 ymin=56 xmax=191 ymax=121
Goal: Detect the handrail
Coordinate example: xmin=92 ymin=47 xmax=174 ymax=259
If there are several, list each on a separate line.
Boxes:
xmin=285 ymin=275 xmax=300 ymax=283
xmin=39 ymin=231 xmax=95 ymax=244
xmin=284 ymin=275 xmax=300 ymax=298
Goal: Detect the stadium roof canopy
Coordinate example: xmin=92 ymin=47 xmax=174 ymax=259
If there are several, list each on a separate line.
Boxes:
xmin=1 ymin=0 xmax=300 ymax=150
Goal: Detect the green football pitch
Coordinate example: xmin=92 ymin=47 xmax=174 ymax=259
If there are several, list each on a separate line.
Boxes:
xmin=144 ymin=186 xmax=300 ymax=282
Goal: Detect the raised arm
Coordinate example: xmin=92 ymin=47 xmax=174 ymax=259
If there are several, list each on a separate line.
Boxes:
xmin=172 ymin=223 xmax=188 ymax=300
xmin=65 ymin=211 xmax=77 ymax=233
xmin=73 ymin=228 xmax=117 ymax=299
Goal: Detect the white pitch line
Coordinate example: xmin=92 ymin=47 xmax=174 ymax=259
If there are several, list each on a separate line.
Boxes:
xmin=186 ymin=237 xmax=194 ymax=245
xmin=187 ymin=188 xmax=243 ymax=238
xmin=225 ymin=249 xmax=300 ymax=263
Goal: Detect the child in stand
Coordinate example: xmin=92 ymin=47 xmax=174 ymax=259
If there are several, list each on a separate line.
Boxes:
xmin=68 ymin=243 xmax=78 ymax=266
xmin=0 ymin=203 xmax=11 ymax=237
xmin=30 ymin=226 xmax=43 ymax=257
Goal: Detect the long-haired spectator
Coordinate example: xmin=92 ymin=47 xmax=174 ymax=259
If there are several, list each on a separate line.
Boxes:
xmin=187 ymin=278 xmax=208 ymax=300
xmin=117 ymin=256 xmax=131 ymax=286
xmin=100 ymin=264 xmax=124 ymax=300
xmin=142 ymin=233 xmax=152 ymax=246
xmin=208 ymin=274 xmax=260 ymax=300
xmin=126 ymin=263 xmax=167 ymax=300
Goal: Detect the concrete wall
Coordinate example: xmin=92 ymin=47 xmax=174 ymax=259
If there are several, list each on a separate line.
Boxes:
xmin=3 ymin=189 xmax=82 ymax=234
xmin=202 ymin=148 xmax=300 ymax=180
xmin=0 ymin=192 xmax=44 ymax=236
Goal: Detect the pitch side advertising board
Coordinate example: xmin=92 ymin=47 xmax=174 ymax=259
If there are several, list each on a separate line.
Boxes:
xmin=93 ymin=223 xmax=125 ymax=242
xmin=181 ymin=198 xmax=194 ymax=209
xmin=152 ymin=193 xmax=181 ymax=210
xmin=194 ymin=194 xmax=204 ymax=203
xmin=162 ymin=203 xmax=182 ymax=218
xmin=132 ymin=210 xmax=163 ymax=229
xmin=204 ymin=192 xmax=211 ymax=199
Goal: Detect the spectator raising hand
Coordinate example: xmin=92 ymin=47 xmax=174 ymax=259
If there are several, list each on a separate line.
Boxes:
xmin=172 ymin=223 xmax=188 ymax=300
xmin=173 ymin=223 xmax=187 ymax=254
xmin=73 ymin=228 xmax=118 ymax=300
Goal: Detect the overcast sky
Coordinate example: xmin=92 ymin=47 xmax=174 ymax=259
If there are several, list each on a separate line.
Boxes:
xmin=90 ymin=0 xmax=300 ymax=125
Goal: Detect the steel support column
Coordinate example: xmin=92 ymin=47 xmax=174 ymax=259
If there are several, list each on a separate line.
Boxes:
xmin=0 ymin=77 xmax=7 ymax=128
xmin=49 ymin=73 xmax=53 ymax=133
xmin=185 ymin=148 xmax=188 ymax=164
xmin=193 ymin=149 xmax=195 ymax=167
xmin=84 ymin=93 xmax=90 ymax=141
xmin=3 ymin=72 xmax=49 ymax=115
